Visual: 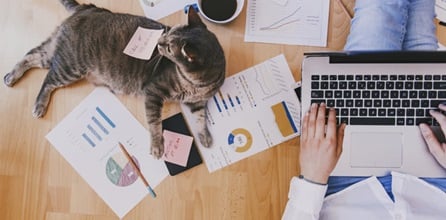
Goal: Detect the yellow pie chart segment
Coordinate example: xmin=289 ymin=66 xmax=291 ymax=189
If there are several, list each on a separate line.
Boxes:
xmin=228 ymin=128 xmax=253 ymax=153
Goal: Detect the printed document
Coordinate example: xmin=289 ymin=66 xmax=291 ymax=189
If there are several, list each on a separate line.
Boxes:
xmin=182 ymin=54 xmax=301 ymax=172
xmin=46 ymin=88 xmax=169 ymax=218
xmin=245 ymin=0 xmax=330 ymax=46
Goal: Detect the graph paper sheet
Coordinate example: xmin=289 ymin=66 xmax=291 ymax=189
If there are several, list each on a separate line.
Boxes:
xmin=244 ymin=0 xmax=330 ymax=46
xmin=46 ymin=88 xmax=169 ymax=218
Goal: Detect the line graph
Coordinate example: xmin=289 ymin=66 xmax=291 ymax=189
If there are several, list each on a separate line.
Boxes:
xmin=245 ymin=0 xmax=330 ymax=46
xmin=260 ymin=7 xmax=301 ymax=31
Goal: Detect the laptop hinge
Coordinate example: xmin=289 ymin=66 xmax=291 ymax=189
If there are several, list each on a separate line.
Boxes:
xmin=304 ymin=51 xmax=446 ymax=63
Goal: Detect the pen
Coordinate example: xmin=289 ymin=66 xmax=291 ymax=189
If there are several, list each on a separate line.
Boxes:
xmin=118 ymin=142 xmax=157 ymax=198
xmin=335 ymin=0 xmax=352 ymax=19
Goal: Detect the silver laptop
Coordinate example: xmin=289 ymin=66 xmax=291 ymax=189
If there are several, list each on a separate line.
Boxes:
xmin=301 ymin=51 xmax=446 ymax=177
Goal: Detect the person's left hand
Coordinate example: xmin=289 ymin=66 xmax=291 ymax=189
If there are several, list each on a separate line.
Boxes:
xmin=299 ymin=103 xmax=346 ymax=184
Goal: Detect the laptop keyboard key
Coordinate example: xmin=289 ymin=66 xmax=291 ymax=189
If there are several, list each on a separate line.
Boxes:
xmin=416 ymin=118 xmax=433 ymax=125
xmin=350 ymin=117 xmax=395 ymax=125
xmin=311 ymin=91 xmax=324 ymax=98
xmin=434 ymin=82 xmax=446 ymax=89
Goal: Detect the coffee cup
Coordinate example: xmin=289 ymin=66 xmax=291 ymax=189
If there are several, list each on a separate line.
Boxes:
xmin=185 ymin=0 xmax=244 ymax=24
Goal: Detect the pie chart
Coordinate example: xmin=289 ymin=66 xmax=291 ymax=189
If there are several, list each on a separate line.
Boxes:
xmin=105 ymin=153 xmax=139 ymax=187
xmin=228 ymin=128 xmax=253 ymax=153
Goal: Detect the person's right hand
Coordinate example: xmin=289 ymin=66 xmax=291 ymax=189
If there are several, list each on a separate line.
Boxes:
xmin=419 ymin=104 xmax=446 ymax=169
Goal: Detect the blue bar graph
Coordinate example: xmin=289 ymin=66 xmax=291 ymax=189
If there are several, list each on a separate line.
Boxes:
xmin=227 ymin=94 xmax=235 ymax=107
xmin=213 ymin=96 xmax=222 ymax=113
xmin=82 ymin=106 xmax=116 ymax=148
xmin=96 ymin=107 xmax=116 ymax=128
xmin=82 ymin=133 xmax=96 ymax=147
xmin=92 ymin=116 xmax=109 ymax=134
xmin=87 ymin=124 xmax=102 ymax=141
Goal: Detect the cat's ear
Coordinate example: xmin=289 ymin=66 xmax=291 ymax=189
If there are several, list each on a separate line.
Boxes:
xmin=181 ymin=43 xmax=202 ymax=64
xmin=187 ymin=5 xmax=207 ymax=29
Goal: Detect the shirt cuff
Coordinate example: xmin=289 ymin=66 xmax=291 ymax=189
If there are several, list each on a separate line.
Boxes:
xmin=283 ymin=176 xmax=327 ymax=219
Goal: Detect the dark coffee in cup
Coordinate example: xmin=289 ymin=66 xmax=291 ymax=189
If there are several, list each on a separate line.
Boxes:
xmin=201 ymin=0 xmax=238 ymax=22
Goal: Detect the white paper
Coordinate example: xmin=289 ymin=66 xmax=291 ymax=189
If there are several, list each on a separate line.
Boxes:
xmin=436 ymin=0 xmax=446 ymax=22
xmin=182 ymin=54 xmax=301 ymax=172
xmin=139 ymin=0 xmax=196 ymax=20
xmin=46 ymin=88 xmax=169 ymax=218
xmin=123 ymin=27 xmax=164 ymax=60
xmin=245 ymin=0 xmax=330 ymax=46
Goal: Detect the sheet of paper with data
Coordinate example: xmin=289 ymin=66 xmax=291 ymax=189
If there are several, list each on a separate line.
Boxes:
xmin=46 ymin=88 xmax=169 ymax=218
xmin=182 ymin=54 xmax=301 ymax=172
xmin=245 ymin=0 xmax=330 ymax=46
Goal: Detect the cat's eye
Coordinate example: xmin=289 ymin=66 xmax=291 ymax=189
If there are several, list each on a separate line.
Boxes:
xmin=166 ymin=44 xmax=171 ymax=54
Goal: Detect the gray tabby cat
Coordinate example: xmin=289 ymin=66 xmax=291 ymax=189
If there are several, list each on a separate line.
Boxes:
xmin=4 ymin=0 xmax=226 ymax=158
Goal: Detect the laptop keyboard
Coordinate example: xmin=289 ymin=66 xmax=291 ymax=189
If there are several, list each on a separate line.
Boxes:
xmin=310 ymin=74 xmax=446 ymax=126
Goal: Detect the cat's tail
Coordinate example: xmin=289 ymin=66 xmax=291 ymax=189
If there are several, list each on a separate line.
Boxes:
xmin=59 ymin=0 xmax=81 ymax=13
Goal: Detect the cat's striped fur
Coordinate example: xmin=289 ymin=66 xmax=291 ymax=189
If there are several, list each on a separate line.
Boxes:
xmin=4 ymin=0 xmax=226 ymax=158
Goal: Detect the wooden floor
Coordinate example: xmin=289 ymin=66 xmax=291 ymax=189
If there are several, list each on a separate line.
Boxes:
xmin=0 ymin=0 xmax=357 ymax=219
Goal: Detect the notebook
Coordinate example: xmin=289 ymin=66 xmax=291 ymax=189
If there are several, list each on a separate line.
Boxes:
xmin=301 ymin=51 xmax=446 ymax=177
xmin=162 ymin=113 xmax=202 ymax=176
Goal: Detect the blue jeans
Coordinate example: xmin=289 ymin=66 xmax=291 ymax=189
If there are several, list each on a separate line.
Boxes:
xmin=344 ymin=0 xmax=438 ymax=50
xmin=330 ymin=0 xmax=445 ymax=197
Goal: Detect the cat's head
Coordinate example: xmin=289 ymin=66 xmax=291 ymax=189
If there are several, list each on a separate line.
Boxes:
xmin=157 ymin=6 xmax=224 ymax=72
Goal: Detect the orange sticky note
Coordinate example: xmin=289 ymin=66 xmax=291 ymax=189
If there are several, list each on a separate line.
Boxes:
xmin=162 ymin=130 xmax=193 ymax=167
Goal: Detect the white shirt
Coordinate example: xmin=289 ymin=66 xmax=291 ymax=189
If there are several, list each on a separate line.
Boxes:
xmin=282 ymin=172 xmax=446 ymax=220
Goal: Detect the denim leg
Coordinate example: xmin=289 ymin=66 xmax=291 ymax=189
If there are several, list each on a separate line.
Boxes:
xmin=402 ymin=0 xmax=438 ymax=50
xmin=344 ymin=0 xmax=410 ymax=50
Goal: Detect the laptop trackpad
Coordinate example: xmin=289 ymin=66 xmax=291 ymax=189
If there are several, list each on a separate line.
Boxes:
xmin=350 ymin=132 xmax=403 ymax=168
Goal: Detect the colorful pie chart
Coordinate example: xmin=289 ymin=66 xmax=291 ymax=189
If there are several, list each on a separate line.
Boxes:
xmin=228 ymin=128 xmax=253 ymax=153
xmin=106 ymin=153 xmax=139 ymax=187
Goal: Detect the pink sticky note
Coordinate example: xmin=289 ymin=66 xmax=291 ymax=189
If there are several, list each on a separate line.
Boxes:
xmin=162 ymin=130 xmax=194 ymax=167
xmin=123 ymin=27 xmax=163 ymax=60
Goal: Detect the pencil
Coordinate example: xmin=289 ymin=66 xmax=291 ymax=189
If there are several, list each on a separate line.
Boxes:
xmin=118 ymin=142 xmax=157 ymax=198
xmin=335 ymin=0 xmax=352 ymax=19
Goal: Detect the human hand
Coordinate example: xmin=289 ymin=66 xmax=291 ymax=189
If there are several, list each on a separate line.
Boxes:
xmin=419 ymin=104 xmax=446 ymax=169
xmin=299 ymin=103 xmax=346 ymax=184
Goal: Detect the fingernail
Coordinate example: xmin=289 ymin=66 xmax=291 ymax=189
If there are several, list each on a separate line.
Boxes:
xmin=429 ymin=109 xmax=434 ymax=115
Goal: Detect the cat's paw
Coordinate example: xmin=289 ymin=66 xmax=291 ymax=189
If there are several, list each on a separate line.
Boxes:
xmin=32 ymin=104 xmax=47 ymax=118
xmin=4 ymin=72 xmax=16 ymax=87
xmin=150 ymin=144 xmax=164 ymax=159
xmin=198 ymin=128 xmax=213 ymax=148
